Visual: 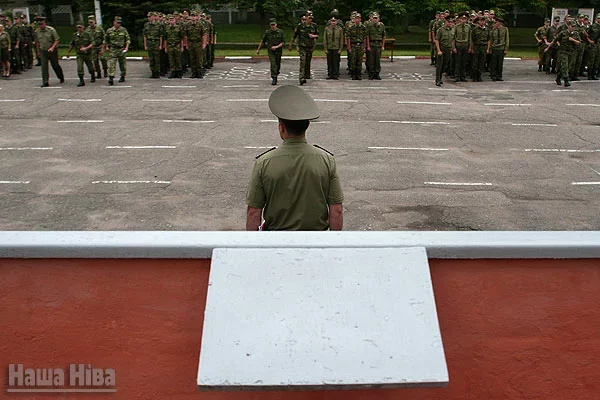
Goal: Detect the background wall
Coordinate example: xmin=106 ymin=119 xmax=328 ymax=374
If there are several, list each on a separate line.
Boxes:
xmin=1 ymin=258 xmax=599 ymax=399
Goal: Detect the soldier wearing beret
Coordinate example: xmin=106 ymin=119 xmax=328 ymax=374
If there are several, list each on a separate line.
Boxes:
xmin=103 ymin=16 xmax=130 ymax=85
xmin=246 ymin=85 xmax=344 ymax=231
xmin=257 ymin=18 xmax=285 ymax=85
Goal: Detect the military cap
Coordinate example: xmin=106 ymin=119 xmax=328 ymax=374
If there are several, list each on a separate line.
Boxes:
xmin=355 ymin=12 xmax=362 ymax=18
xmin=88 ymin=15 xmax=96 ymax=20
xmin=331 ymin=9 xmax=339 ymax=16
xmin=147 ymin=11 xmax=153 ymax=17
xmin=36 ymin=16 xmax=46 ymax=22
xmin=444 ymin=10 xmax=450 ymax=13
xmin=584 ymin=15 xmax=590 ymax=19
xmin=76 ymin=23 xmax=83 ymax=28
xmin=578 ymin=13 xmax=585 ymax=18
xmin=330 ymin=16 xmax=337 ymax=21
xmin=553 ymin=15 xmax=560 ymax=21
xmin=566 ymin=20 xmax=576 ymax=27
xmin=114 ymin=16 xmax=122 ymax=23
xmin=459 ymin=11 xmax=468 ymax=18
xmin=173 ymin=11 xmax=180 ymax=15
xmin=372 ymin=12 xmax=380 ymax=18
xmin=490 ymin=10 xmax=495 ymax=15
xmin=544 ymin=17 xmax=550 ymax=22
xmin=435 ymin=11 xmax=441 ymax=15
xmin=167 ymin=14 xmax=173 ymax=19
xmin=596 ymin=13 xmax=600 ymax=19
xmin=269 ymin=85 xmax=319 ymax=121
xmin=475 ymin=15 xmax=485 ymax=21
xmin=269 ymin=18 xmax=277 ymax=25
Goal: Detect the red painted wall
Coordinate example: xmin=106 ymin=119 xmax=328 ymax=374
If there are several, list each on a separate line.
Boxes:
xmin=1 ymin=258 xmax=599 ymax=399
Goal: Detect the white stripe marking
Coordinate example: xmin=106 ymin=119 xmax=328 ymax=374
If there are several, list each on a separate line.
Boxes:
xmin=348 ymin=87 xmax=388 ymax=90
xmin=0 ymin=99 xmax=25 ymax=102
xmin=572 ymin=182 xmax=600 ymax=185
xmin=552 ymin=89 xmax=582 ymax=92
xmin=222 ymin=85 xmax=260 ymax=88
xmin=505 ymin=57 xmax=522 ymax=60
xmin=162 ymin=85 xmax=197 ymax=88
xmin=484 ymin=103 xmax=531 ymax=106
xmin=512 ymin=123 xmax=558 ymax=127
xmin=105 ymin=146 xmax=177 ymax=149
xmin=107 ymin=85 xmax=132 ymax=88
xmin=492 ymin=89 xmax=531 ymax=92
xmin=0 ymin=147 xmax=53 ymax=151
xmin=566 ymin=103 xmax=600 ymax=107
xmin=162 ymin=119 xmax=215 ymax=123
xmin=36 ymin=86 xmax=62 ymax=89
xmin=397 ymin=101 xmax=452 ymax=105
xmin=525 ymin=149 xmax=600 ymax=153
xmin=225 ymin=56 xmax=252 ymax=60
xmin=379 ymin=121 xmax=449 ymax=125
xmin=92 ymin=180 xmax=171 ymax=184
xmin=425 ymin=182 xmax=493 ymax=186
xmin=226 ymin=99 xmax=269 ymax=102
xmin=260 ymin=119 xmax=330 ymax=124
xmin=143 ymin=99 xmax=192 ymax=102
xmin=57 ymin=98 xmax=102 ymax=102
xmin=315 ymin=99 xmax=358 ymax=103
xmin=0 ymin=180 xmax=30 ymax=184
xmin=57 ymin=120 xmax=104 ymax=123
xmin=369 ymin=147 xmax=449 ymax=151
xmin=244 ymin=146 xmax=276 ymax=149
xmin=428 ymin=88 xmax=467 ymax=92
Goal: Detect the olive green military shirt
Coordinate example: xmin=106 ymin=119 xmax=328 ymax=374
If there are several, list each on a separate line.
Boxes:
xmin=367 ymin=22 xmax=386 ymax=43
xmin=35 ymin=25 xmax=59 ymax=50
xmin=104 ymin=26 xmax=130 ymax=49
xmin=70 ymin=30 xmax=94 ymax=54
xmin=246 ymin=138 xmax=344 ymax=231
xmin=435 ymin=26 xmax=454 ymax=50
xmin=261 ymin=28 xmax=285 ymax=49
xmin=85 ymin=24 xmax=105 ymax=47
xmin=490 ymin=26 xmax=509 ymax=51
xmin=454 ymin=22 xmax=471 ymax=47
xmin=0 ymin=31 xmax=10 ymax=49
xmin=323 ymin=24 xmax=343 ymax=50
xmin=472 ymin=25 xmax=489 ymax=46
xmin=556 ymin=29 xmax=581 ymax=52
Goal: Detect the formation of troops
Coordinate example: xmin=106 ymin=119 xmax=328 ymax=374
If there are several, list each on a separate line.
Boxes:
xmin=428 ymin=10 xmax=510 ymax=85
xmin=259 ymin=9 xmax=386 ymax=85
xmin=534 ymin=13 xmax=600 ymax=87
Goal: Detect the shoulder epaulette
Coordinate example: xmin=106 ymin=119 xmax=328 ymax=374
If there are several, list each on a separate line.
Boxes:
xmin=313 ymin=144 xmax=334 ymax=156
xmin=255 ymin=147 xmax=277 ymax=159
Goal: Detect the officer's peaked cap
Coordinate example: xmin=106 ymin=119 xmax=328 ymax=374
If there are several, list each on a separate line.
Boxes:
xmin=269 ymin=86 xmax=320 ymax=121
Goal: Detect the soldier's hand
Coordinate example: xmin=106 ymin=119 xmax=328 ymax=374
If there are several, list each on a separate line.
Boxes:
xmin=324 ymin=50 xmax=328 ymax=54
xmin=437 ymin=51 xmax=442 ymax=56
xmin=144 ymin=46 xmax=148 ymax=50
xmin=256 ymin=49 xmax=260 ymax=54
xmin=338 ymin=50 xmax=342 ymax=55
xmin=452 ymin=48 xmax=457 ymax=53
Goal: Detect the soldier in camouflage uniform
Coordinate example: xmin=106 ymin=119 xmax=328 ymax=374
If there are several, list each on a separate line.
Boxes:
xmin=86 ymin=15 xmax=107 ymax=78
xmin=17 ymin=15 xmax=33 ymax=69
xmin=6 ymin=18 xmax=21 ymax=75
xmin=143 ymin=12 xmax=163 ymax=78
xmin=164 ymin=15 xmax=184 ymax=78
xmin=572 ymin=14 xmax=587 ymax=80
xmin=66 ymin=24 xmax=95 ymax=86
xmin=257 ymin=18 xmax=285 ymax=85
xmin=535 ymin=18 xmax=550 ymax=71
xmin=290 ymin=11 xmax=318 ymax=85
xmin=187 ymin=11 xmax=207 ymax=79
xmin=346 ymin=12 xmax=367 ymax=80
xmin=544 ymin=16 xmax=560 ymax=74
xmin=581 ymin=15 xmax=593 ymax=77
xmin=587 ymin=13 xmax=600 ymax=80
xmin=103 ymin=16 xmax=130 ymax=85
xmin=366 ymin=12 xmax=386 ymax=80
xmin=554 ymin=20 xmax=581 ymax=87
xmin=471 ymin=16 xmax=489 ymax=82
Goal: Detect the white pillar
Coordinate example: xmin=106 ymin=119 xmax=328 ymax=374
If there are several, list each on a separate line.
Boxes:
xmin=94 ymin=0 xmax=102 ymax=26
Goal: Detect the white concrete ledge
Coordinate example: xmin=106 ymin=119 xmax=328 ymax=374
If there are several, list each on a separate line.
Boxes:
xmin=0 ymin=231 xmax=598 ymax=259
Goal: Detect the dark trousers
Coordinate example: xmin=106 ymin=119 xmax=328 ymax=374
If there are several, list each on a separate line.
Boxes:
xmin=490 ymin=49 xmax=505 ymax=79
xmin=435 ymin=48 xmax=451 ymax=83
xmin=367 ymin=45 xmax=382 ymax=78
xmin=471 ymin=46 xmax=486 ymax=80
xmin=326 ymin=49 xmax=341 ymax=78
xmin=454 ymin=45 xmax=469 ymax=79
xmin=40 ymin=50 xmax=64 ymax=84
xmin=147 ymin=41 xmax=161 ymax=75
xmin=299 ymin=46 xmax=313 ymax=80
xmin=268 ymin=48 xmax=282 ymax=78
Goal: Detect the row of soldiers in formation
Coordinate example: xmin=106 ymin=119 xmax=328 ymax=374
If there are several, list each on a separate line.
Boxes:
xmin=259 ymin=10 xmax=387 ymax=85
xmin=0 ymin=13 xmax=37 ymax=77
xmin=428 ymin=10 xmax=510 ymax=85
xmin=534 ymin=13 xmax=600 ymax=86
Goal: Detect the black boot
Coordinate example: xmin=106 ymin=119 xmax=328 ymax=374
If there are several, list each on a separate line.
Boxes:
xmin=177 ymin=70 xmax=183 ymax=78
xmin=556 ymin=76 xmax=561 ymax=85
xmin=77 ymin=74 xmax=85 ymax=87
xmin=564 ymin=79 xmax=571 ymax=87
xmin=108 ymin=76 xmax=114 ymax=85
xmin=90 ymin=74 xmax=96 ymax=83
xmin=119 ymin=76 xmax=125 ymax=82
xmin=96 ymin=71 xmax=102 ymax=79
xmin=271 ymin=77 xmax=277 ymax=85
xmin=103 ymin=70 xmax=108 ymax=78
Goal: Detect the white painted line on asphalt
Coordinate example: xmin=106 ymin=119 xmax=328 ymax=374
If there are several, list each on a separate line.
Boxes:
xmin=492 ymin=89 xmax=530 ymax=92
xmin=0 ymin=99 xmax=25 ymax=102
xmin=348 ymin=87 xmax=388 ymax=90
xmin=428 ymin=88 xmax=467 ymax=92
xmin=106 ymin=85 xmax=132 ymax=88
xmin=57 ymin=98 xmax=102 ymax=102
xmin=314 ymin=99 xmax=358 ymax=102
xmin=223 ymin=85 xmax=260 ymax=88
xmin=259 ymin=119 xmax=330 ymax=124
xmin=380 ymin=121 xmax=450 ymax=125
xmin=0 ymin=147 xmax=53 ymax=151
xmin=484 ymin=103 xmax=531 ymax=106
xmin=0 ymin=181 xmax=30 ymax=184
xmin=397 ymin=101 xmax=452 ymax=105
xmin=92 ymin=180 xmax=171 ymax=184
xmin=425 ymin=182 xmax=493 ymax=186
xmin=126 ymin=57 xmax=144 ymax=60
xmin=162 ymin=119 xmax=215 ymax=123
xmin=162 ymin=85 xmax=197 ymax=88
xmin=226 ymin=99 xmax=269 ymax=102
xmin=35 ymin=86 xmax=62 ymax=89
xmin=105 ymin=146 xmax=177 ymax=149
xmin=225 ymin=56 xmax=252 ymax=60
xmin=553 ymin=89 xmax=582 ymax=92
xmin=281 ymin=56 xmax=300 ymax=59
xmin=312 ymin=121 xmax=331 ymax=124
xmin=505 ymin=57 xmax=522 ymax=60
xmin=397 ymin=56 xmax=416 ymax=59
xmin=566 ymin=103 xmax=600 ymax=107
xmin=57 ymin=120 xmax=104 ymax=123
xmin=369 ymin=147 xmax=449 ymax=151
xmin=525 ymin=149 xmax=600 ymax=153
xmin=143 ymin=99 xmax=193 ymax=102
xmin=244 ymin=146 xmax=276 ymax=149
xmin=572 ymin=182 xmax=600 ymax=185
xmin=260 ymin=119 xmax=278 ymax=123
xmin=512 ymin=123 xmax=558 ymax=127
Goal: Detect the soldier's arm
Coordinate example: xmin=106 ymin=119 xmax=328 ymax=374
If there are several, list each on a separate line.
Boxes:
xmin=124 ymin=29 xmax=130 ymax=51
xmin=246 ymin=206 xmax=263 ymax=231
xmin=382 ymin=26 xmax=386 ymax=50
xmin=328 ymin=204 xmax=343 ymax=231
xmin=257 ymin=32 xmax=266 ymax=53
xmin=66 ymin=39 xmax=74 ymax=57
xmin=143 ymin=35 xmax=148 ymax=50
xmin=505 ymin=28 xmax=509 ymax=53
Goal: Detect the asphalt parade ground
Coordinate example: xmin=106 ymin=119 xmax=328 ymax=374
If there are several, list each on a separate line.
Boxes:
xmin=1 ymin=57 xmax=599 ymax=230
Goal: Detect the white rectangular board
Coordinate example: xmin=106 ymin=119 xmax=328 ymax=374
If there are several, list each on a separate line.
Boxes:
xmin=198 ymin=247 xmax=448 ymax=391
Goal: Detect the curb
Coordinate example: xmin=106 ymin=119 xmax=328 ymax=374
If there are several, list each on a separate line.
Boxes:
xmin=62 ymin=55 xmax=525 ymax=62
